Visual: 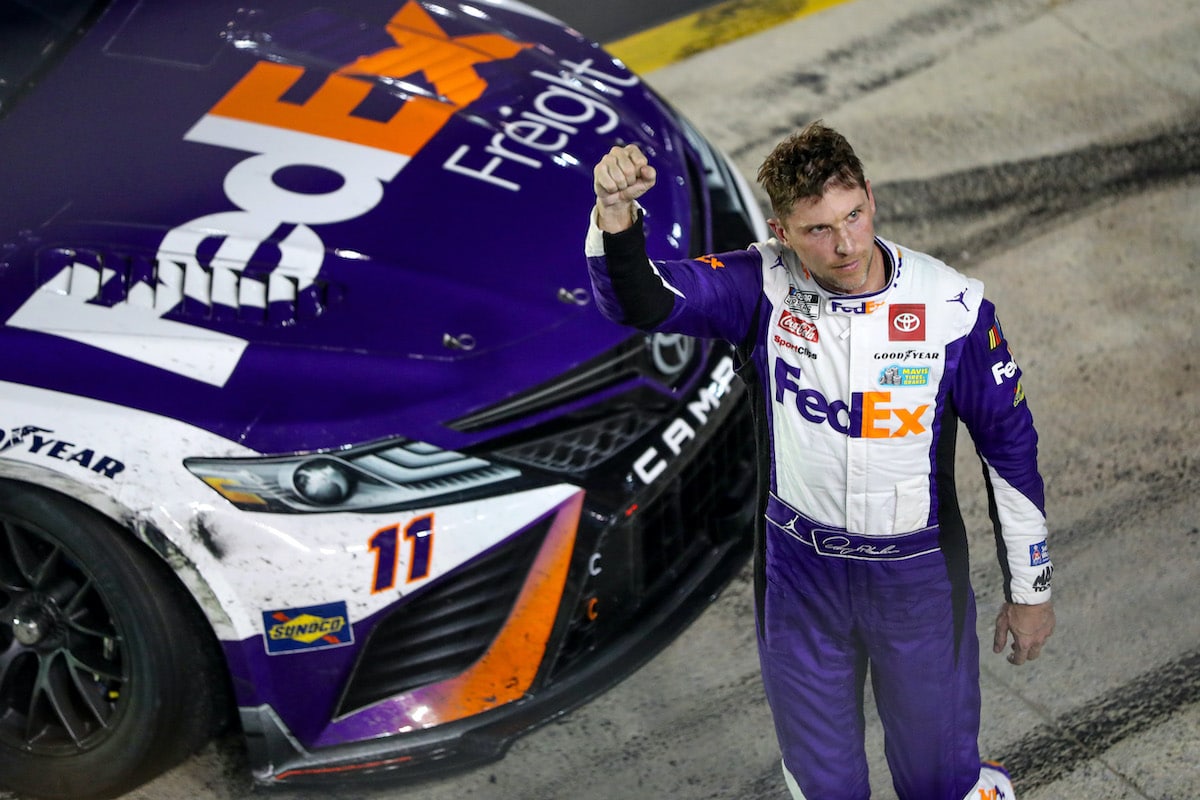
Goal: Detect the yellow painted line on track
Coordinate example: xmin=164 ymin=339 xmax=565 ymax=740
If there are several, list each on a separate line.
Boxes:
xmin=604 ymin=0 xmax=856 ymax=73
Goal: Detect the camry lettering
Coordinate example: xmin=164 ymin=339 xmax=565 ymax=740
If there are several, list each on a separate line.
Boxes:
xmin=633 ymin=356 xmax=735 ymax=484
xmin=774 ymin=359 xmax=929 ymax=438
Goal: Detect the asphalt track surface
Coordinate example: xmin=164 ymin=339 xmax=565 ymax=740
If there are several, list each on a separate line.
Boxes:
xmin=13 ymin=1 xmax=1198 ymax=799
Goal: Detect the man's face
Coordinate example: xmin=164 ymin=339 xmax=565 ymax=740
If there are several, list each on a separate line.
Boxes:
xmin=768 ymin=181 xmax=882 ymax=296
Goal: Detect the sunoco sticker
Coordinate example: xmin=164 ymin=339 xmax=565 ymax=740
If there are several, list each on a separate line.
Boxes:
xmin=262 ymin=601 xmax=354 ymax=655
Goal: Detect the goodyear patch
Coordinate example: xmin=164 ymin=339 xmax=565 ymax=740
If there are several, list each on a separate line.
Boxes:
xmin=262 ymin=601 xmax=354 ymax=655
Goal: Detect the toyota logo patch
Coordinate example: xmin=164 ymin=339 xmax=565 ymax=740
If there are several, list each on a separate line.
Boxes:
xmin=888 ymin=304 xmax=926 ymax=341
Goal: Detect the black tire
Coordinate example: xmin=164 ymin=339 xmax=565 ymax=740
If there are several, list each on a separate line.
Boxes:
xmin=0 ymin=481 xmax=224 ymax=800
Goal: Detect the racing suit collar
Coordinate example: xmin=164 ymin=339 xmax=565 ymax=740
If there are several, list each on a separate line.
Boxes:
xmin=785 ymin=236 xmax=900 ymax=306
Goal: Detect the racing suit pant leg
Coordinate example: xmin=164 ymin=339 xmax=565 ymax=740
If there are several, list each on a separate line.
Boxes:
xmin=859 ymin=553 xmax=983 ymax=800
xmin=758 ymin=524 xmax=870 ymax=800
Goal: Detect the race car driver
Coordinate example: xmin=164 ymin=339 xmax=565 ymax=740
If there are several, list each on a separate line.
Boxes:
xmin=584 ymin=122 xmax=1056 ymax=800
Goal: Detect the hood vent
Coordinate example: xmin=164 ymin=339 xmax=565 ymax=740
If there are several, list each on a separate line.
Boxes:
xmin=35 ymin=246 xmax=333 ymax=327
xmin=449 ymin=334 xmax=704 ymax=433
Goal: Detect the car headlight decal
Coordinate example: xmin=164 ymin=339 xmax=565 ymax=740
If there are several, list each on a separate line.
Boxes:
xmin=185 ymin=439 xmax=523 ymax=513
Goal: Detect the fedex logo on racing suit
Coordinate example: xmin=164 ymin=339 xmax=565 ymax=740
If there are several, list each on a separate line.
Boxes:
xmin=8 ymin=1 xmax=637 ymax=387
xmin=991 ymin=359 xmax=1018 ymax=384
xmin=828 ymin=299 xmax=885 ymax=315
xmin=774 ymin=358 xmax=929 ymax=438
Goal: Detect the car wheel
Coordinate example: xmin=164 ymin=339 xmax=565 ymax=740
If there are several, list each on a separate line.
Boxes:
xmin=0 ymin=481 xmax=224 ymax=800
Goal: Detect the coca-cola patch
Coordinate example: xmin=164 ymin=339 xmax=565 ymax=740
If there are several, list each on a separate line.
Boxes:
xmin=778 ymin=310 xmax=819 ymax=343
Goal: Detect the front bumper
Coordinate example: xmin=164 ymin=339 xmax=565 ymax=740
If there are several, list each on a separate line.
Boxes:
xmin=242 ymin=378 xmax=756 ymax=785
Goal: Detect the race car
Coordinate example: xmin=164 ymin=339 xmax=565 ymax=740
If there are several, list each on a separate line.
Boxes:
xmin=0 ymin=1 xmax=768 ymax=798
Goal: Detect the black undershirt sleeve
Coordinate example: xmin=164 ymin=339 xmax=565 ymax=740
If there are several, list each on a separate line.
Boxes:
xmin=601 ymin=211 xmax=677 ymax=331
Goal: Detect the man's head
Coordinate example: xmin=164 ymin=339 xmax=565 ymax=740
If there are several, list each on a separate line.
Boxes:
xmin=757 ymin=120 xmax=866 ymax=218
xmin=757 ymin=121 xmax=883 ymax=296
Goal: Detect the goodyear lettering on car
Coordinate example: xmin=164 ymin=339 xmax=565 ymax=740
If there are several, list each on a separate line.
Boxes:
xmin=0 ymin=425 xmax=125 ymax=479
xmin=262 ymin=601 xmax=354 ymax=655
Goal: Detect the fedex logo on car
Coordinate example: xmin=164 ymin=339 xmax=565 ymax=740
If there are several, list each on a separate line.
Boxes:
xmin=8 ymin=1 xmax=637 ymax=387
xmin=157 ymin=1 xmax=533 ymax=295
xmin=774 ymin=359 xmax=929 ymax=438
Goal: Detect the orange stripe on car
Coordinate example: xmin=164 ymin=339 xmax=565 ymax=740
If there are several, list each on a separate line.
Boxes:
xmin=414 ymin=491 xmax=582 ymax=723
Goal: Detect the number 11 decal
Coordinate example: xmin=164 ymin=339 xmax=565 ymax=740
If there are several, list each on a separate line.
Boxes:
xmin=369 ymin=514 xmax=434 ymax=593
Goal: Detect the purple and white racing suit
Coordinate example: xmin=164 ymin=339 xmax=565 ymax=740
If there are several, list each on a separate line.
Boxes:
xmin=585 ymin=212 xmax=1052 ymax=800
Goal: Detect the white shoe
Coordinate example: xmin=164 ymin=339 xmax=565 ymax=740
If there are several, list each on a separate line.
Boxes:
xmin=966 ymin=761 xmax=1015 ymax=800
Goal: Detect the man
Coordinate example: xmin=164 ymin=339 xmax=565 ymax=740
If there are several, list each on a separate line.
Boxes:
xmin=585 ymin=122 xmax=1056 ymax=800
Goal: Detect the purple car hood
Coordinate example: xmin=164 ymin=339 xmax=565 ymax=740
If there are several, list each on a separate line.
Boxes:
xmin=0 ymin=0 xmax=701 ymax=452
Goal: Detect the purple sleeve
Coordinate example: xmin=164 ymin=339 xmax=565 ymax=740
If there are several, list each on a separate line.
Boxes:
xmin=953 ymin=299 xmax=1052 ymax=603
xmin=584 ymin=210 xmax=763 ymax=345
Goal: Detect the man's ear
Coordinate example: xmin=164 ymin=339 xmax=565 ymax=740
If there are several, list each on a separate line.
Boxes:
xmin=767 ymin=217 xmax=789 ymax=245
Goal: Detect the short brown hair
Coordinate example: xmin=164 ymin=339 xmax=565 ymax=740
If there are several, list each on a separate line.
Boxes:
xmin=756 ymin=120 xmax=866 ymax=217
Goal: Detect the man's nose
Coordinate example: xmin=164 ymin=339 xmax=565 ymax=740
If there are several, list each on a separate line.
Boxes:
xmin=834 ymin=227 xmax=852 ymax=255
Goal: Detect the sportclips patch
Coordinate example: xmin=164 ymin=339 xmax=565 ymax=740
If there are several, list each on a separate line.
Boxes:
xmin=262 ymin=601 xmax=354 ymax=655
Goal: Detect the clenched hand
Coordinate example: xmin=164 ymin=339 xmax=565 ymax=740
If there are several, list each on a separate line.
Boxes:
xmin=593 ymin=143 xmax=657 ymax=233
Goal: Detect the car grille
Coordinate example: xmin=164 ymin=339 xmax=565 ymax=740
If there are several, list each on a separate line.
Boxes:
xmin=336 ymin=517 xmax=550 ymax=716
xmin=549 ymin=396 xmax=756 ymax=679
xmin=494 ymin=408 xmax=662 ymax=474
xmin=335 ymin=392 xmax=755 ymax=717
xmin=448 ymin=335 xmax=704 ymax=435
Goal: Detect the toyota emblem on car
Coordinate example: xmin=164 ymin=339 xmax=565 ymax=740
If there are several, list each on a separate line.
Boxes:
xmin=649 ymin=332 xmax=696 ymax=378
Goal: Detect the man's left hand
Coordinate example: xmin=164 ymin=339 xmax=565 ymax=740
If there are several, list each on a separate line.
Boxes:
xmin=993 ymin=601 xmax=1055 ymax=665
